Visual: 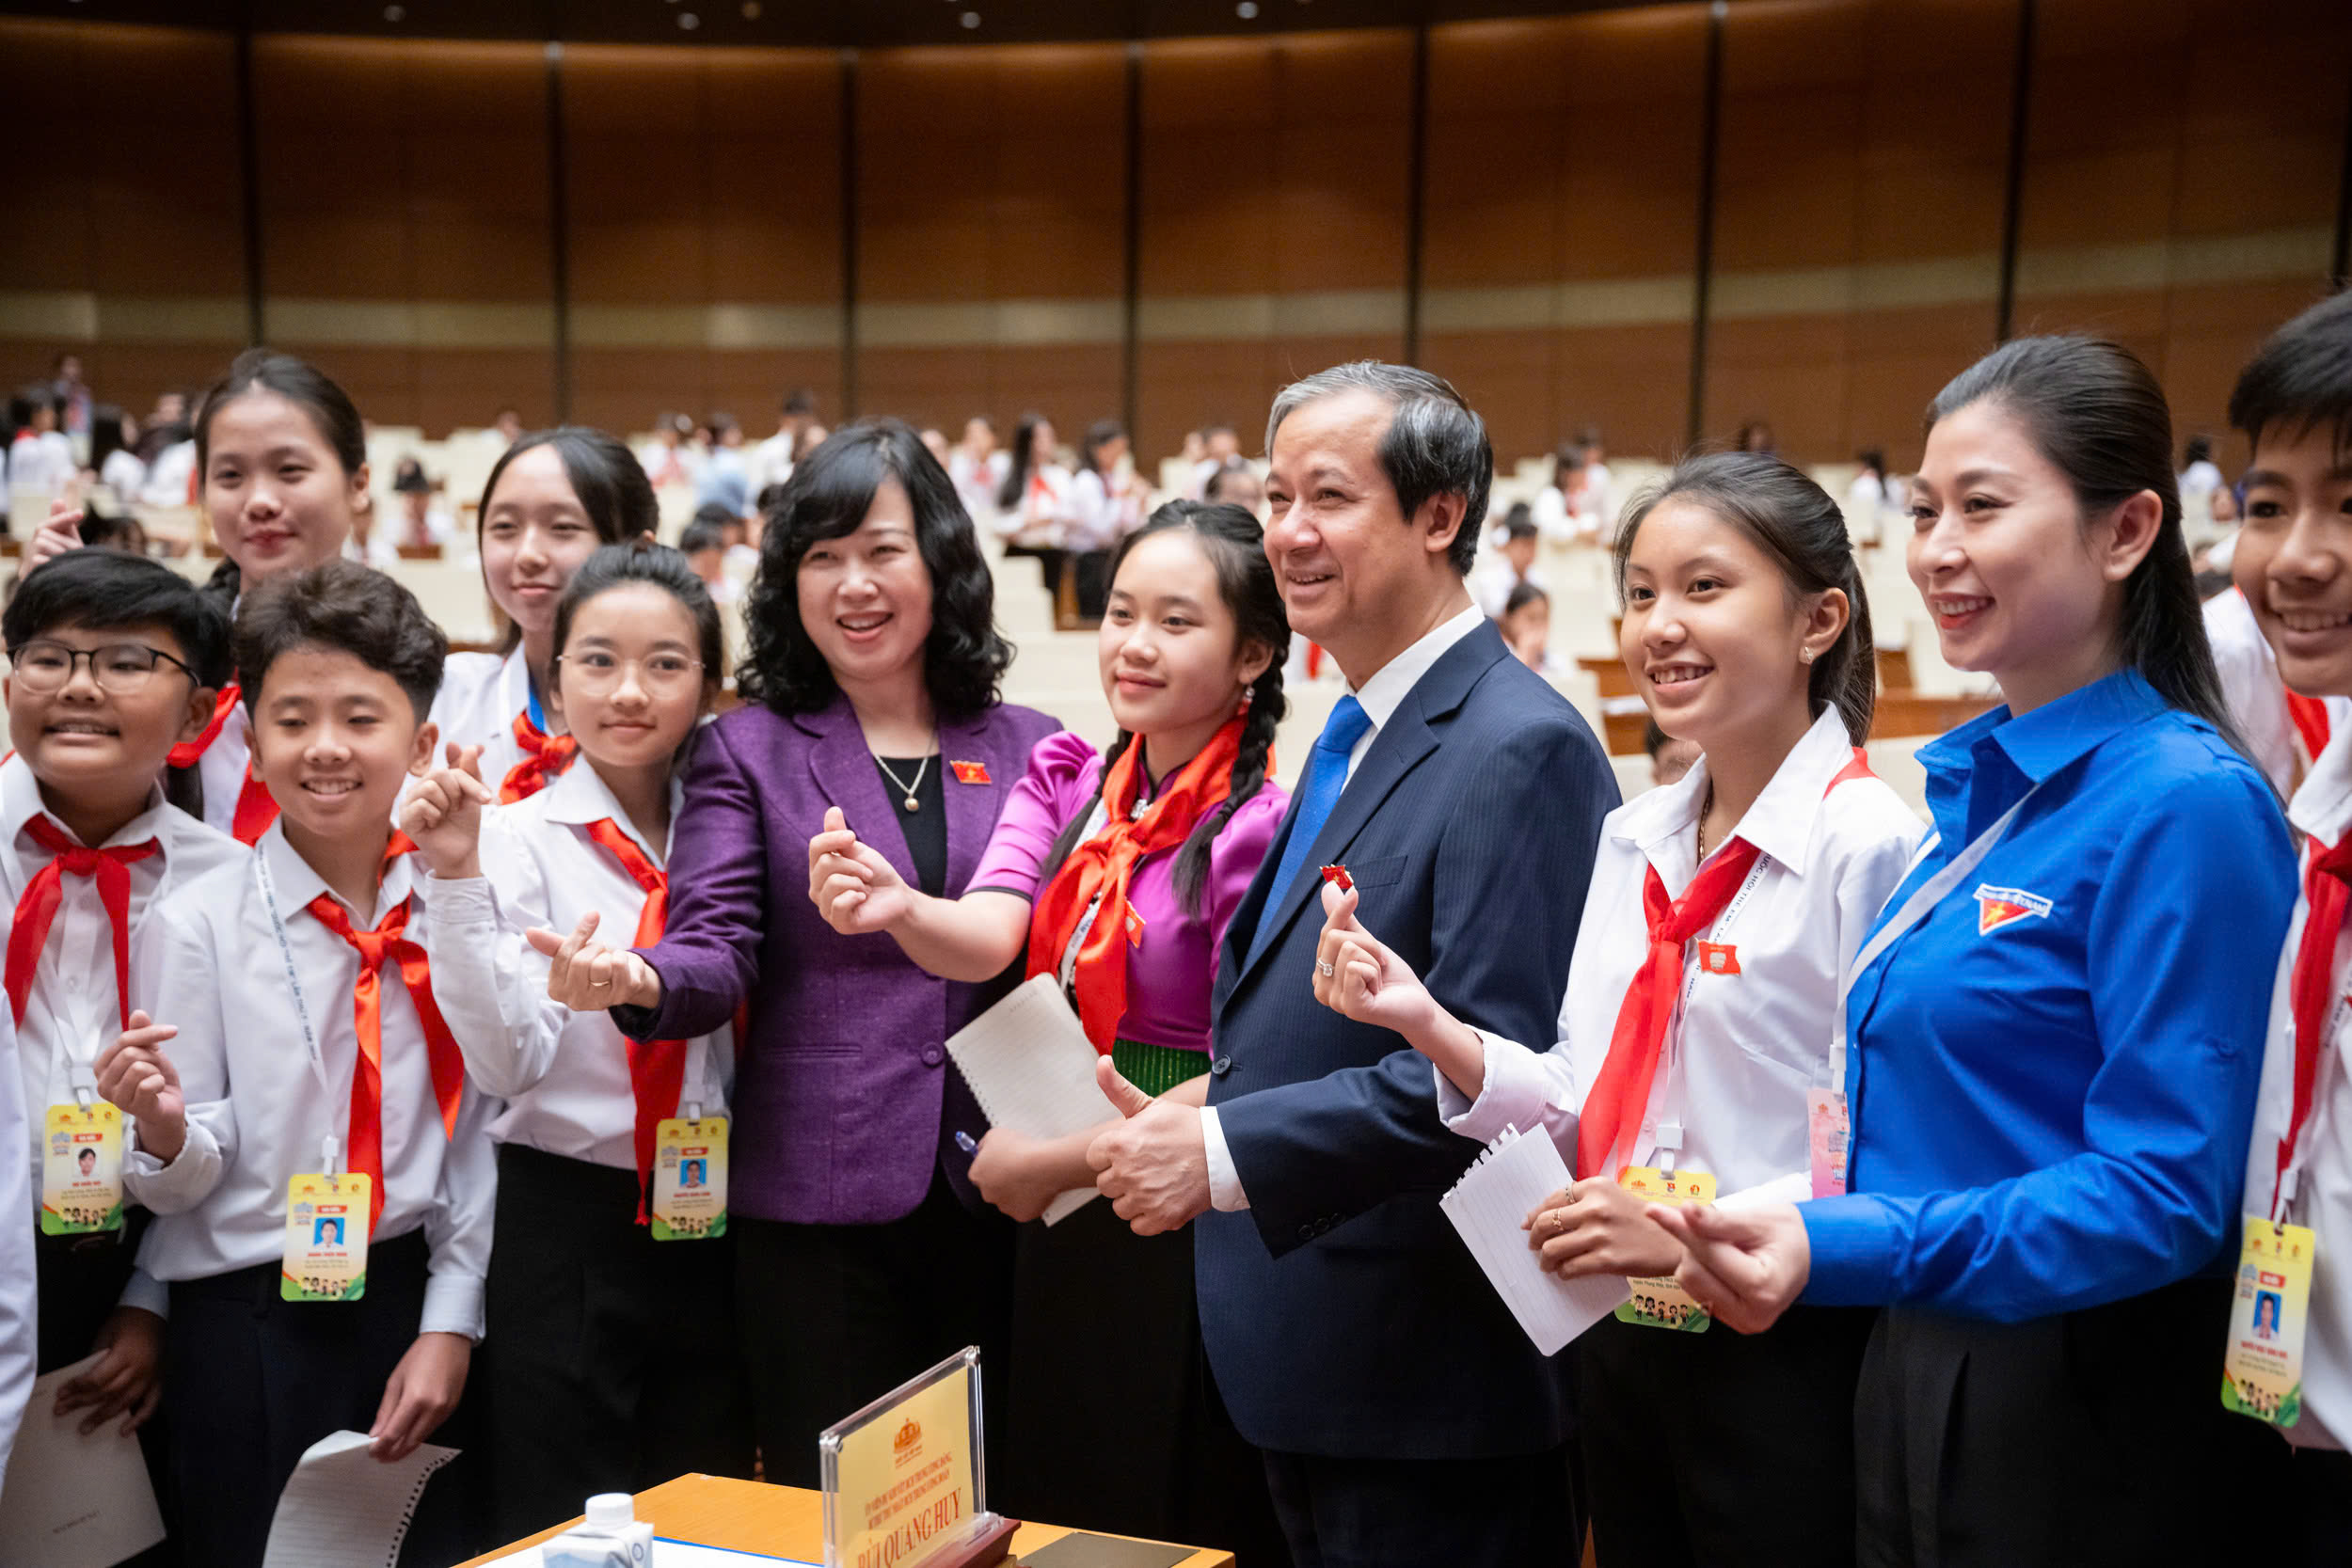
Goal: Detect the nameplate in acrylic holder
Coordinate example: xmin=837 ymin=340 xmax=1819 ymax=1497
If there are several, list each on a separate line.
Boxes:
xmin=819 ymin=1347 xmax=1015 ymax=1568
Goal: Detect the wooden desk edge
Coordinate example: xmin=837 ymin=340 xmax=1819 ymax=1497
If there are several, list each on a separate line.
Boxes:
xmin=454 ymin=1473 xmax=1233 ymax=1568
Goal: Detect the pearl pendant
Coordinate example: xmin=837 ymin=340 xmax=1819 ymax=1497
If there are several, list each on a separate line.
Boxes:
xmin=905 ymin=795 xmax=920 ymax=812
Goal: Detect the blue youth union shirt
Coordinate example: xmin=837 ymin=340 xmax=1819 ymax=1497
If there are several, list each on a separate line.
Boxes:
xmin=1802 ymin=669 xmax=2295 ymax=1323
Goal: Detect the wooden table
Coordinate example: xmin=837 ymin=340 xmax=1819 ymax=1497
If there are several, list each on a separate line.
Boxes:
xmin=456 ymin=1472 xmax=1234 ymax=1567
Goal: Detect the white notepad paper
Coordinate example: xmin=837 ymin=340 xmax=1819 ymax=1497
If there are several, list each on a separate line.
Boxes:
xmin=945 ymin=972 xmax=1114 ymax=1225
xmin=261 ymin=1428 xmax=458 ymax=1568
xmin=1440 ymin=1125 xmax=1628 ymax=1354
xmin=0 ymin=1354 xmax=168 ymax=1568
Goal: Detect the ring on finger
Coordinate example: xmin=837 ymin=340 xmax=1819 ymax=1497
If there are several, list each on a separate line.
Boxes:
xmin=1316 ymin=958 xmax=1335 ymax=976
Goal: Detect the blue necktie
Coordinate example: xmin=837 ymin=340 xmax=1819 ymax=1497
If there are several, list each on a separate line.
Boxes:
xmin=1252 ymin=693 xmax=1372 ymax=961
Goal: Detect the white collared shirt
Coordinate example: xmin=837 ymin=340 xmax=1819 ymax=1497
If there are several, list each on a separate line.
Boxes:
xmin=752 ymin=432 xmax=796 ymax=496
xmin=428 ymin=645 xmax=538 ymax=791
xmin=0 ymin=756 xmax=246 ymax=1189
xmin=1437 ymin=708 xmax=1924 ymax=1206
xmin=190 ymin=698 xmax=254 ymax=840
xmin=1200 ymin=599 xmax=1488 ymax=1211
xmin=2243 ymin=721 xmax=2352 ymax=1449
xmin=1340 ymin=602 xmax=1488 ymax=782
xmin=424 ymin=761 xmax=733 ymax=1168
xmin=124 ymin=823 xmax=498 ymax=1338
xmin=0 ymin=1000 xmax=34 ymax=1489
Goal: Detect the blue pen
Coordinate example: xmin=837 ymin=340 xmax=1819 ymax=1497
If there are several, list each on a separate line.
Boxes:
xmin=954 ymin=1132 xmax=979 ymax=1155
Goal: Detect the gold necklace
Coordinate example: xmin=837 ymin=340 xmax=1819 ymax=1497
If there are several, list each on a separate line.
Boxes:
xmin=1695 ymin=780 xmax=1716 ymax=863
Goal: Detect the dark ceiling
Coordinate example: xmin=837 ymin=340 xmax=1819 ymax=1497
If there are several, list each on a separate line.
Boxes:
xmin=0 ymin=0 xmax=1670 ymax=48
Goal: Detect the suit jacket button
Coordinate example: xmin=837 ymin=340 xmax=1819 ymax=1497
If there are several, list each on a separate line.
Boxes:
xmin=1211 ymin=1055 xmax=1232 ymax=1076
xmin=921 ymin=1046 xmax=944 ymax=1067
xmin=1296 ymin=1224 xmax=1314 ymax=1242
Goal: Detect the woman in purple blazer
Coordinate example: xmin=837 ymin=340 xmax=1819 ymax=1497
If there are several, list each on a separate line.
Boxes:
xmin=551 ymin=420 xmax=1059 ymax=1486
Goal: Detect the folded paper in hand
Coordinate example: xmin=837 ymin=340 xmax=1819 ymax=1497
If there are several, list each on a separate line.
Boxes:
xmin=945 ymin=973 xmax=1111 ymax=1225
xmin=1441 ymin=1126 xmax=1627 ymax=1355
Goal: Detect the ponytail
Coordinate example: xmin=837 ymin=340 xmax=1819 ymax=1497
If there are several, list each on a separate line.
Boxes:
xmin=1928 ymin=335 xmax=2246 ymax=755
xmin=1169 ymin=666 xmax=1281 ymax=911
xmin=1615 ymin=451 xmax=1877 ymax=744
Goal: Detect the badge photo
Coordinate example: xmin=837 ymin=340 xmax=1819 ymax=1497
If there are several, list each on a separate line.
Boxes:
xmin=653 ymin=1116 xmax=730 ymax=1241
xmin=282 ymin=1172 xmax=372 ymax=1302
xmin=2221 ymin=1215 xmax=2316 ymax=1428
xmin=1613 ymin=1166 xmax=1717 ymax=1332
xmin=40 ymin=1101 xmax=125 ymax=1236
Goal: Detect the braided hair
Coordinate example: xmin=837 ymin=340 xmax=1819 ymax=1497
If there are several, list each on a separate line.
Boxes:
xmin=1040 ymin=499 xmax=1289 ymax=916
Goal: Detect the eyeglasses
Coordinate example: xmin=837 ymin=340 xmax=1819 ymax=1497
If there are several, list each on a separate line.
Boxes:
xmin=555 ymin=650 xmax=706 ymax=696
xmin=7 ymin=640 xmax=200 ymax=696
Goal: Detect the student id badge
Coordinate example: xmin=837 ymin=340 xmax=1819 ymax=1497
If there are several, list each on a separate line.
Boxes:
xmin=40 ymin=1102 xmax=125 ymax=1236
xmin=2221 ymin=1215 xmax=2316 ymax=1427
xmin=1614 ymin=1166 xmax=1715 ymax=1332
xmin=1806 ymin=1087 xmax=1851 ymax=1198
xmin=282 ymin=1173 xmax=370 ymax=1302
xmin=652 ymin=1117 xmax=729 ymax=1241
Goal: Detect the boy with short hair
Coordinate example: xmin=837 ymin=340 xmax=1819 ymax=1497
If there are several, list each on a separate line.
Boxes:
xmin=0 ymin=549 xmax=246 ymax=1488
xmin=102 ymin=560 xmax=495 ymax=1567
xmin=2224 ymin=287 xmax=2352 ymax=1561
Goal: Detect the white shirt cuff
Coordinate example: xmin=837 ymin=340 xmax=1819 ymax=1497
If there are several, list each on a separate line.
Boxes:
xmin=122 ymin=1121 xmax=219 ymax=1213
xmin=117 ymin=1267 xmax=169 ymax=1320
xmin=1438 ymin=1029 xmax=1559 ymax=1146
xmin=420 ymin=1269 xmax=485 ymax=1342
xmin=1715 ymin=1170 xmax=1815 ymax=1212
xmin=1200 ymin=1104 xmax=1249 ymax=1212
xmin=423 ymin=872 xmax=498 ymax=919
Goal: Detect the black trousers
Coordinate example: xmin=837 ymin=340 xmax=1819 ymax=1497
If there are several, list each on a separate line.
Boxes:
xmin=1260 ymin=1440 xmax=1582 ymax=1568
xmin=2286 ymin=1445 xmax=2352 ymax=1565
xmin=1578 ymin=1305 xmax=1875 ymax=1568
xmin=1853 ymin=1277 xmax=2287 ymax=1568
xmin=38 ymin=1220 xmax=180 ymax=1568
xmin=1004 ymin=1200 xmax=1287 ymax=1564
xmin=734 ymin=1163 xmax=1014 ymax=1490
xmin=482 ymin=1144 xmax=756 ymax=1541
xmin=162 ymin=1230 xmax=481 ymax=1568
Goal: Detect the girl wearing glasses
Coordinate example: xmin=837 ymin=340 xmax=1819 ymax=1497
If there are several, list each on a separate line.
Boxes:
xmin=403 ymin=540 xmax=752 ymax=1534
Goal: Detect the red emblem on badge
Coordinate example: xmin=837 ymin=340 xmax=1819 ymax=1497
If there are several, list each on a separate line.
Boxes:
xmin=1320 ymin=864 xmax=1353 ymax=892
xmin=1695 ymin=941 xmax=1740 ymax=975
xmin=949 ymin=760 xmax=991 ymax=785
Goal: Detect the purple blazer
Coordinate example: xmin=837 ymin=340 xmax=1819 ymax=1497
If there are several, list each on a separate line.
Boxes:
xmin=617 ymin=694 xmax=1062 ymax=1226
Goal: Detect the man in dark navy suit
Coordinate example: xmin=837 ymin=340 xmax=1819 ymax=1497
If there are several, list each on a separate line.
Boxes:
xmin=1090 ymin=363 xmax=1616 ymax=1567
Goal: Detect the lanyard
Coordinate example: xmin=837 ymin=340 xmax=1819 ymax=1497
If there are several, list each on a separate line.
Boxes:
xmin=1829 ymin=788 xmax=2041 ymax=1099
xmin=253 ymin=849 xmax=337 ymax=1117
xmin=1650 ymin=847 xmax=1772 ymax=1172
xmin=2273 ymin=911 xmax=2352 ymax=1221
xmin=524 ymin=679 xmax=547 ymax=736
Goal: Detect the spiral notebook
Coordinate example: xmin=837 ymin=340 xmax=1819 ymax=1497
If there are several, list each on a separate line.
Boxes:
xmin=944 ymin=973 xmax=1109 ymax=1225
xmin=260 ymin=1428 xmax=458 ymax=1568
xmin=1440 ymin=1126 xmax=1628 ymax=1355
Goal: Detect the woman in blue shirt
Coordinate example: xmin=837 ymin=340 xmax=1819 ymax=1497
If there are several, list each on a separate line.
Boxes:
xmin=1654 ymin=336 xmax=2297 ymax=1567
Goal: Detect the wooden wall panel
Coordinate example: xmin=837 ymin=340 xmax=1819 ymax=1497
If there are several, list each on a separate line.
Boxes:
xmin=1702 ymin=0 xmax=2012 ymax=464
xmin=1133 ymin=33 xmax=1413 ymax=457
xmin=7 ymin=6 xmax=2350 ymax=467
xmin=0 ymin=20 xmax=245 ymax=417
xmin=2010 ymin=0 xmax=2351 ymax=467
xmin=1421 ymin=8 xmax=1706 ymax=467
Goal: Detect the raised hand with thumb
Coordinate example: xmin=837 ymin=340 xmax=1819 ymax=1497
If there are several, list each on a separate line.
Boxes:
xmin=806 ymin=804 xmax=914 ymax=934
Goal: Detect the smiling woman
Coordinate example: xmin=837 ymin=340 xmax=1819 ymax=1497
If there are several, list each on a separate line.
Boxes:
xmin=1647 ymin=338 xmax=2298 ymax=1567
xmin=537 ymin=418 xmax=1061 ymax=1494
xmin=429 ymin=428 xmax=650 ymax=804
